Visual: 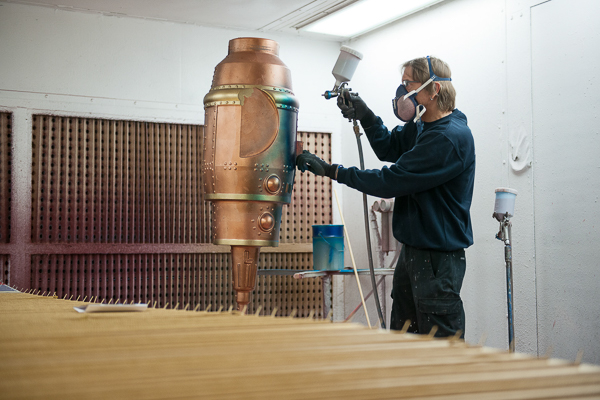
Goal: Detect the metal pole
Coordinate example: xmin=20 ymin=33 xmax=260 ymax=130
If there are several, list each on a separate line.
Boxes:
xmin=500 ymin=217 xmax=515 ymax=352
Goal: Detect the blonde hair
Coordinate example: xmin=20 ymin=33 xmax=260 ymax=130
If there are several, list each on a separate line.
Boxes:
xmin=402 ymin=56 xmax=456 ymax=112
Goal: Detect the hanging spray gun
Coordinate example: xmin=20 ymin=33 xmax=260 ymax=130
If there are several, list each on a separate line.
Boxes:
xmin=493 ymin=188 xmax=518 ymax=352
xmin=323 ymin=46 xmax=386 ymax=329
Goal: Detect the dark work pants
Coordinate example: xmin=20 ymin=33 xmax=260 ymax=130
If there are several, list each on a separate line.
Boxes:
xmin=390 ymin=244 xmax=466 ymax=338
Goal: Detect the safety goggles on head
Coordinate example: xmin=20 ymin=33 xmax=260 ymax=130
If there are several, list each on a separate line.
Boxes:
xmin=392 ymin=56 xmax=452 ymax=123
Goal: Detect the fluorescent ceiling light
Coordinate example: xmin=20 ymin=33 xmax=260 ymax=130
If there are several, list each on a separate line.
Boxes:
xmin=302 ymin=0 xmax=445 ymax=38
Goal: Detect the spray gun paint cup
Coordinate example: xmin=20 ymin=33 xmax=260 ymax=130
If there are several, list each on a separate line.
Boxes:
xmin=493 ymin=188 xmax=518 ymax=221
xmin=331 ymin=46 xmax=363 ymax=90
xmin=312 ymin=225 xmax=344 ymax=271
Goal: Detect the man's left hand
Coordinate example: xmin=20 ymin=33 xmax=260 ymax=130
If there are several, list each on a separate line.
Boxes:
xmin=296 ymin=150 xmax=338 ymax=179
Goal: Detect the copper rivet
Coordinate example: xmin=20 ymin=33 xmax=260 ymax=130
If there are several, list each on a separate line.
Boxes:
xmin=258 ymin=212 xmax=275 ymax=232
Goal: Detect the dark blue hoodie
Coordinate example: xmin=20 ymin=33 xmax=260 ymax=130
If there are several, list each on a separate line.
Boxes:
xmin=336 ymin=109 xmax=475 ymax=251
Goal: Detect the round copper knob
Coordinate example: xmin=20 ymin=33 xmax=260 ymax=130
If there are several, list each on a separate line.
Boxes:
xmin=258 ymin=212 xmax=275 ymax=232
xmin=265 ymin=175 xmax=281 ymax=194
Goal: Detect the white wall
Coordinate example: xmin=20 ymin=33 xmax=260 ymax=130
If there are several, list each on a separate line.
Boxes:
xmin=529 ymin=0 xmax=600 ymax=365
xmin=2 ymin=0 xmax=599 ymax=364
xmin=339 ymin=0 xmax=600 ymax=364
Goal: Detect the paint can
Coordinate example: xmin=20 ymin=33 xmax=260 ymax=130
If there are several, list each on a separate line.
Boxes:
xmin=312 ymin=225 xmax=344 ymax=271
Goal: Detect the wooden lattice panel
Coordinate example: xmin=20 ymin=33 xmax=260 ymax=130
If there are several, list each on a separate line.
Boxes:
xmin=0 ymin=254 xmax=9 ymax=284
xmin=31 ymin=253 xmax=203 ymax=307
xmin=281 ymin=131 xmax=332 ymax=244
xmin=254 ymin=252 xmax=320 ymax=317
xmin=30 ymin=252 xmax=321 ymax=317
xmin=31 ymin=116 xmax=207 ymax=243
xmin=0 ymin=112 xmax=11 ymax=244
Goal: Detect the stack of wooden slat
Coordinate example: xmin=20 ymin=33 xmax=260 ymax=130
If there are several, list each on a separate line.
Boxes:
xmin=1 ymin=291 xmax=599 ymax=399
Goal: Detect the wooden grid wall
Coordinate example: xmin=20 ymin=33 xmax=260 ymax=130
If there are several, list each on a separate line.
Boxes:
xmin=31 ymin=116 xmax=207 ymax=243
xmin=0 ymin=112 xmax=11 ymax=244
xmin=25 ymin=116 xmax=331 ymax=317
xmin=0 ymin=254 xmax=9 ymax=284
xmin=282 ymin=131 xmax=332 ymax=244
xmin=30 ymin=252 xmax=317 ymax=316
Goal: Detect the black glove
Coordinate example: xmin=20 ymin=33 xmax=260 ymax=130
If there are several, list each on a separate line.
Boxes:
xmin=296 ymin=150 xmax=338 ymax=179
xmin=337 ymin=90 xmax=376 ymax=126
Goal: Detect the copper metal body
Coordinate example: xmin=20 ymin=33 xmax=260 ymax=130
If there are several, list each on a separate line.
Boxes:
xmin=203 ymin=38 xmax=299 ymax=309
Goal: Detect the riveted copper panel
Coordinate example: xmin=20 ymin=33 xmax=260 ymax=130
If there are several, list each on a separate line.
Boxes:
xmin=212 ymin=201 xmax=282 ymax=246
xmin=239 ymin=88 xmax=279 ymax=157
xmin=31 ymin=116 xmax=207 ymax=243
xmin=0 ymin=112 xmax=11 ymax=244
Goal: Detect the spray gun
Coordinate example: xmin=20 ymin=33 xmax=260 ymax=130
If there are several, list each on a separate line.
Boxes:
xmin=323 ymin=46 xmax=364 ymax=137
xmin=323 ymin=46 xmax=386 ymax=329
xmin=323 ymin=45 xmax=363 ymax=101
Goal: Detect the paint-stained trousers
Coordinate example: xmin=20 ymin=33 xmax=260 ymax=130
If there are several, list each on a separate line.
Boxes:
xmin=390 ymin=244 xmax=466 ymax=338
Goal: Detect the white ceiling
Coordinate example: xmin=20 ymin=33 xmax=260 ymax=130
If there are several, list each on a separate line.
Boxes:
xmin=4 ymin=0 xmax=360 ymax=40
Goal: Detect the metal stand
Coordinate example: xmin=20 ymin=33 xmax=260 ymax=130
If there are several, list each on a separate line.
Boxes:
xmin=496 ymin=214 xmax=515 ymax=352
xmin=281 ymin=268 xmax=395 ymax=322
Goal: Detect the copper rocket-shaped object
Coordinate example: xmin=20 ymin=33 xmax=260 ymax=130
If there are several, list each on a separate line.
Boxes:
xmin=203 ymin=37 xmax=299 ymax=310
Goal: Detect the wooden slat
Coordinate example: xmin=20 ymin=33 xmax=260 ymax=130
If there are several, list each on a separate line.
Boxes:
xmin=2 ymin=292 xmax=600 ymax=400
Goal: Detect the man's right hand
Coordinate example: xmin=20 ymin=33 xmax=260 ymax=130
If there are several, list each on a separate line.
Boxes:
xmin=337 ymin=90 xmax=375 ymax=124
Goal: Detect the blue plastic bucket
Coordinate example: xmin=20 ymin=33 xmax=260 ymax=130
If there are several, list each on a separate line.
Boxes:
xmin=312 ymin=225 xmax=344 ymax=271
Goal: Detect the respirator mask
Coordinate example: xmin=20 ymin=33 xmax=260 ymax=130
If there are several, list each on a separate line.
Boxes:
xmin=392 ymin=56 xmax=452 ymax=125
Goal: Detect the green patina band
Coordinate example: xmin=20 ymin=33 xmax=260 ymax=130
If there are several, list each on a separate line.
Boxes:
xmin=214 ymin=239 xmax=279 ymax=247
xmin=206 ymin=193 xmax=291 ymax=203
xmin=203 ymin=85 xmax=299 ymax=111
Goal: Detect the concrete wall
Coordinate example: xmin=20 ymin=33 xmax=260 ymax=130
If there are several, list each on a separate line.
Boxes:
xmin=1 ymin=0 xmax=599 ymax=364
xmin=340 ymin=0 xmax=600 ymax=364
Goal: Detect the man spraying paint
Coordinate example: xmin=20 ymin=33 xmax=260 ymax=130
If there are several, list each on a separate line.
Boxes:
xmin=297 ymin=56 xmax=475 ymax=338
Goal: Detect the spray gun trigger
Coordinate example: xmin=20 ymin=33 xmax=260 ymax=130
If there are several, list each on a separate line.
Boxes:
xmin=340 ymin=88 xmax=353 ymax=107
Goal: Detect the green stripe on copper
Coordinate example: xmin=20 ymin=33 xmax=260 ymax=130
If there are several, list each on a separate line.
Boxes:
xmin=203 ymin=86 xmax=299 ymax=109
xmin=206 ymin=193 xmax=291 ymax=203
xmin=214 ymin=239 xmax=279 ymax=247
xmin=210 ymin=84 xmax=294 ymax=94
